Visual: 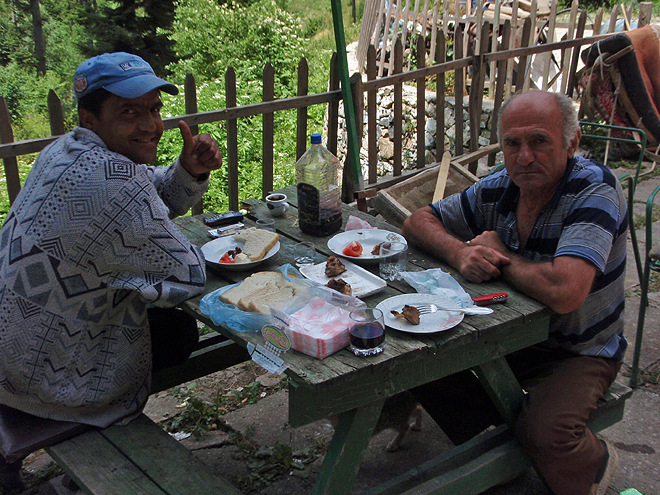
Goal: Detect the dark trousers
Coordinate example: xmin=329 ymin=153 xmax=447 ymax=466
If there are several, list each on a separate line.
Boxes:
xmin=148 ymin=307 xmax=200 ymax=371
xmin=410 ymin=346 xmax=621 ymax=495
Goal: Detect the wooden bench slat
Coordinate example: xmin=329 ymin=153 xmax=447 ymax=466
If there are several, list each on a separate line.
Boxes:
xmin=363 ymin=381 xmax=632 ymax=495
xmin=46 ymin=429 xmax=167 ymax=495
xmin=100 ymin=415 xmax=242 ymax=495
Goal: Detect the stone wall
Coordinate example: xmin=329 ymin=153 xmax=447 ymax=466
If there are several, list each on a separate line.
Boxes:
xmin=335 ymin=85 xmax=500 ymax=180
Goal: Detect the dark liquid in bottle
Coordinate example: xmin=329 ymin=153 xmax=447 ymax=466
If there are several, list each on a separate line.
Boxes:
xmin=350 ymin=323 xmax=385 ymax=349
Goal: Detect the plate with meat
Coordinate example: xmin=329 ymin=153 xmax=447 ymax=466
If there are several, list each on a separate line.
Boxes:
xmin=299 ymin=256 xmax=387 ymax=298
xmin=376 ymin=294 xmax=464 ymax=334
xmin=327 ymin=229 xmax=407 ymax=264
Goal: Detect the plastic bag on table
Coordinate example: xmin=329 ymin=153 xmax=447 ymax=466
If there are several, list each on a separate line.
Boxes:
xmin=401 ymin=268 xmax=475 ymax=308
xmin=199 ymin=264 xmax=316 ymax=333
xmin=271 ymin=285 xmax=367 ymax=359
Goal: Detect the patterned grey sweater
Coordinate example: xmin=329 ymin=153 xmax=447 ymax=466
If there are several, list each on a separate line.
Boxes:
xmin=0 ymin=127 xmax=208 ymax=427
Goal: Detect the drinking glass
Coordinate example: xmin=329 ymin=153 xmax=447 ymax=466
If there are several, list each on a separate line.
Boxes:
xmin=349 ymin=308 xmax=385 ymax=356
xmin=293 ymin=241 xmax=315 ymax=267
xmin=379 ymin=242 xmax=408 ymax=281
xmin=256 ymin=218 xmax=276 ymax=232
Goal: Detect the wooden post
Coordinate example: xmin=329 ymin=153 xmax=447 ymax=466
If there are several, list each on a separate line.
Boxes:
xmin=328 ymin=53 xmax=340 ymax=156
xmin=593 ymin=8 xmax=603 ymax=36
xmin=367 ymin=45 xmax=378 ymax=185
xmin=184 ymin=73 xmax=203 ymax=215
xmin=262 ymin=63 xmax=275 ymax=200
xmin=566 ymin=9 xmax=587 ymax=98
xmin=521 ymin=0 xmax=538 ymax=92
xmin=379 ymin=0 xmax=396 ymax=77
xmin=515 ymin=17 xmax=532 ymax=91
xmin=0 ymin=97 xmax=21 ymax=205
xmin=436 ymin=32 xmax=446 ymax=160
xmin=296 ymin=57 xmax=309 ymax=161
xmin=468 ymin=21 xmax=490 ymax=175
xmin=608 ymin=4 xmax=619 ymax=34
xmin=225 ymin=67 xmax=239 ymax=212
xmin=488 ymin=0 xmax=502 ymax=98
xmin=393 ymin=37 xmax=403 ymax=176
xmin=490 ymin=19 xmax=510 ymax=168
xmin=47 ymin=90 xmax=65 ymax=136
xmin=638 ymin=2 xmax=653 ymax=28
xmin=416 ymin=34 xmax=426 ymax=169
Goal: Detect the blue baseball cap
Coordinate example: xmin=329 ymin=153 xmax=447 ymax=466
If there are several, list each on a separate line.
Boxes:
xmin=73 ymin=52 xmax=178 ymax=100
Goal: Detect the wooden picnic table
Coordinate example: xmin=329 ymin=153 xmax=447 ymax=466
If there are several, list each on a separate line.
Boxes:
xmin=174 ymin=184 xmax=552 ymax=495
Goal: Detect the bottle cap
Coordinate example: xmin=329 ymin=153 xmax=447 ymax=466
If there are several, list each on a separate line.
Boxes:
xmin=310 ymin=133 xmax=322 ymax=144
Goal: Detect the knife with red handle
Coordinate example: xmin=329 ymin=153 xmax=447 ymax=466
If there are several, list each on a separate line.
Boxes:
xmin=472 ymin=292 xmax=508 ymax=306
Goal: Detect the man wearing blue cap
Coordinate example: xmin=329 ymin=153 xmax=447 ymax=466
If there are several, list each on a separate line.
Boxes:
xmin=0 ymin=53 xmax=223 ymax=492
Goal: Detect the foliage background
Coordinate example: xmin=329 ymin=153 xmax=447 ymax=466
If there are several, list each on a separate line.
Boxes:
xmin=0 ymin=0 xmax=363 ymax=220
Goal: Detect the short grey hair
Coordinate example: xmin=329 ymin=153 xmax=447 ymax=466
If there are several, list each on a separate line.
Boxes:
xmin=497 ymin=91 xmax=579 ymax=148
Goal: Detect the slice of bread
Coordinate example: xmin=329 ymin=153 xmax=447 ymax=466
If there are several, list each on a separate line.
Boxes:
xmin=243 ymin=284 xmax=296 ymax=314
xmin=219 ymin=271 xmax=286 ymax=306
xmin=233 ymin=227 xmax=280 ymax=261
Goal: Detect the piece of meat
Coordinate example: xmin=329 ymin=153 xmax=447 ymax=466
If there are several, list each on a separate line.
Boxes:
xmin=391 ymin=305 xmax=420 ymax=325
xmin=325 ymin=255 xmax=347 ymax=277
xmin=326 ymin=278 xmax=352 ymax=296
xmin=372 ymin=243 xmax=383 ymax=255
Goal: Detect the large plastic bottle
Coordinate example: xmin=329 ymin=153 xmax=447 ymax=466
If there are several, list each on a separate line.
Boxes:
xmin=296 ymin=133 xmax=343 ymax=236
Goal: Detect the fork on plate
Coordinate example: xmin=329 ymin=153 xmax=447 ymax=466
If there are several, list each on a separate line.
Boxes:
xmin=413 ymin=304 xmax=493 ymax=316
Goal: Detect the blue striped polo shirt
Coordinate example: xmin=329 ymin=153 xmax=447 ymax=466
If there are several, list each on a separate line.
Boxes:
xmin=431 ymin=156 xmax=628 ymax=361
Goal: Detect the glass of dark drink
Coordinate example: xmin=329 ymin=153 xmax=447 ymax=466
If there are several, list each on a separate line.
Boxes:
xmin=349 ymin=308 xmax=385 ymax=356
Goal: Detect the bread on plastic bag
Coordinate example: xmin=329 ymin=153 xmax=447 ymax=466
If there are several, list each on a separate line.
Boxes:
xmin=199 ymin=264 xmax=366 ymax=359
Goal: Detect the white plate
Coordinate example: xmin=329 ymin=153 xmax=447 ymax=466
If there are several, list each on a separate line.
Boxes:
xmin=201 ymin=235 xmax=280 ymax=271
xmin=376 ymin=294 xmax=464 ymax=334
xmin=327 ymin=229 xmax=408 ymax=264
xmin=299 ymin=258 xmax=387 ymax=298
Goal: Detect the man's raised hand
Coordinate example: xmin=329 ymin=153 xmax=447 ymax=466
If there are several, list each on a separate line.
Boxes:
xmin=178 ymin=120 xmax=223 ymax=178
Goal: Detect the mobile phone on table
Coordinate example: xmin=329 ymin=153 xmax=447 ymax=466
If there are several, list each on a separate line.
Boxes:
xmin=203 ymin=211 xmax=244 ymax=227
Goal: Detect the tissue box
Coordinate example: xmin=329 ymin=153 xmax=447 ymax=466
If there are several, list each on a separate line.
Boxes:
xmin=284 ymin=297 xmax=351 ymax=359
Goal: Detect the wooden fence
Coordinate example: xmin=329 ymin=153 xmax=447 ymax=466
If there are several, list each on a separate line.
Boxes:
xmin=0 ymin=17 xmax=640 ymax=214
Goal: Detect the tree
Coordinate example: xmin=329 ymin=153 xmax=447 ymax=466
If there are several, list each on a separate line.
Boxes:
xmin=29 ymin=0 xmax=46 ymax=75
xmin=82 ymin=0 xmax=177 ymax=75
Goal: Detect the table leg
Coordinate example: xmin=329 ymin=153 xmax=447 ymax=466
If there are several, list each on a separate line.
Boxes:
xmin=474 ymin=356 xmax=525 ymax=427
xmin=312 ymin=398 xmax=385 ymax=495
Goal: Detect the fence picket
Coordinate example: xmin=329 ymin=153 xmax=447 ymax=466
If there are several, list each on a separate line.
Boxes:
xmin=455 ymin=23 xmax=465 ymax=157
xmin=367 ymin=45 xmax=378 ymax=185
xmin=296 ymin=58 xmax=309 ymax=161
xmin=47 ymin=90 xmax=65 ymax=137
xmin=436 ymin=32 xmax=446 ymax=161
xmin=225 ymin=67 xmax=239 ymax=212
xmin=393 ymin=37 xmax=403 ymax=176
xmin=416 ymin=34 xmax=426 ymax=169
xmin=263 ymin=63 xmax=275 ymax=200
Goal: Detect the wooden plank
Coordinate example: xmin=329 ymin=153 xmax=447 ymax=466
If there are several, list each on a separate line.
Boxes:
xmin=490 ymin=21 xmax=509 ymax=168
xmin=436 ymin=33 xmax=446 ymax=161
xmin=47 ymin=90 xmax=65 ymax=136
xmin=362 ymin=424 xmax=530 ymax=495
xmin=367 ymin=45 xmax=378 ymax=185
xmin=101 ymin=415 xmax=243 ymax=495
xmin=474 ymin=357 xmax=525 ymax=426
xmin=393 ymin=37 xmax=404 ymax=176
xmin=504 ymin=0 xmax=518 ymax=98
xmin=432 ymin=151 xmax=451 ymax=202
xmin=566 ymin=9 xmax=587 ymax=98
xmin=417 ymin=34 xmax=427 ymax=169
xmin=521 ymin=0 xmax=537 ymax=92
xmin=47 ymin=429 xmax=167 ymax=495
xmin=541 ymin=0 xmax=558 ymax=91
xmin=454 ymin=23 xmax=464 ymax=156
xmin=639 ymin=2 xmax=653 ymax=28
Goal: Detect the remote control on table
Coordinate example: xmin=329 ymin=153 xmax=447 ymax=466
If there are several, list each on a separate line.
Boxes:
xmin=203 ymin=211 xmax=244 ymax=227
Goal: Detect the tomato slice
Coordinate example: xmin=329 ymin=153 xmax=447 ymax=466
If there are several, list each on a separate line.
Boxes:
xmin=342 ymin=241 xmax=363 ymax=257
xmin=219 ymin=252 xmax=235 ymax=264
